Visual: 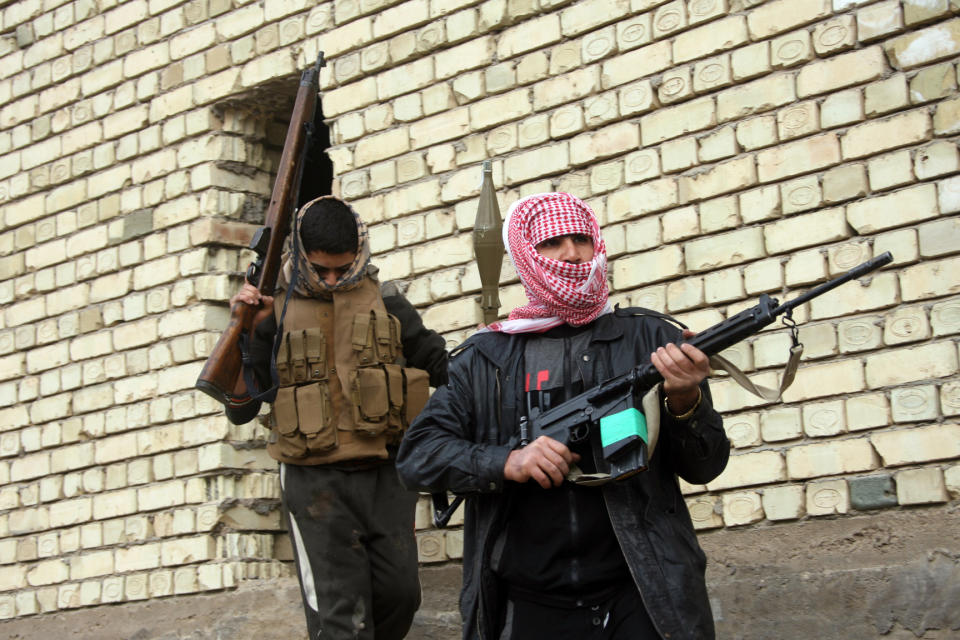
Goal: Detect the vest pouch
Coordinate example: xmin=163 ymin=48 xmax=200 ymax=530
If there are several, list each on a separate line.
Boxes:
xmin=288 ymin=330 xmax=309 ymax=383
xmin=303 ymin=327 xmax=327 ymax=381
xmin=403 ymin=367 xmax=430 ymax=426
xmin=351 ymin=366 xmax=390 ymax=436
xmin=272 ymin=386 xmax=308 ymax=458
xmin=384 ymin=364 xmax=405 ymax=433
xmin=374 ymin=312 xmax=402 ymax=363
xmin=296 ymin=381 xmax=336 ymax=452
xmin=352 ymin=312 xmax=377 ymax=366
xmin=276 ymin=333 xmax=293 ymax=386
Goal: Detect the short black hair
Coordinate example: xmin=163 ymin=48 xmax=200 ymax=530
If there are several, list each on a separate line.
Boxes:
xmin=299 ymin=198 xmax=358 ymax=255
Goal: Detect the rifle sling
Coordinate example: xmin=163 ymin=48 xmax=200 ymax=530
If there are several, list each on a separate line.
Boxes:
xmin=708 ymin=343 xmax=803 ymax=402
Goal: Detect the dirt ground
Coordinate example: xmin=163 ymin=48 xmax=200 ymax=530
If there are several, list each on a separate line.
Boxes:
xmin=1 ymin=506 xmax=957 ymax=639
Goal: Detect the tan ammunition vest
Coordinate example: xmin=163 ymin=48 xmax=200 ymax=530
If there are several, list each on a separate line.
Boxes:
xmin=267 ymin=277 xmax=430 ymax=465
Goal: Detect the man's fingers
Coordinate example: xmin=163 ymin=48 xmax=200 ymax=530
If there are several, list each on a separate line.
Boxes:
xmin=534 ymin=436 xmax=576 ymax=463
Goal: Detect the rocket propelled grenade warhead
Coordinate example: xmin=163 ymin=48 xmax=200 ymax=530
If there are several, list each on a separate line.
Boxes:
xmin=473 ymin=160 xmax=504 ymax=326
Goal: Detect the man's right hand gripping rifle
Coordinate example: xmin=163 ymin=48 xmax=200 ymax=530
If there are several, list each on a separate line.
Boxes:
xmin=506 ymin=329 xmax=711 ymax=489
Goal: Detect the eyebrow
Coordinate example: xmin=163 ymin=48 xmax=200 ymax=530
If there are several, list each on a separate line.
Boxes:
xmin=312 ymin=262 xmax=353 ymax=272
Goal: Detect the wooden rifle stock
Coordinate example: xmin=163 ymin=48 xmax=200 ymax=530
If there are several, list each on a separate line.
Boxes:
xmin=196 ymin=52 xmax=327 ymax=406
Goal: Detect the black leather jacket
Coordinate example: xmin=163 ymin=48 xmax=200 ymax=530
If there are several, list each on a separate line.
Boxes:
xmin=397 ymin=307 xmax=729 ymax=640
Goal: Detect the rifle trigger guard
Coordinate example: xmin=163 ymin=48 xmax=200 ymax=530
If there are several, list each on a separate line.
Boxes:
xmin=570 ymin=423 xmax=590 ymax=443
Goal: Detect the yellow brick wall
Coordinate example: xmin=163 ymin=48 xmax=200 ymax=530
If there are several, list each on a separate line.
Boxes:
xmin=0 ymin=0 xmax=958 ymax=621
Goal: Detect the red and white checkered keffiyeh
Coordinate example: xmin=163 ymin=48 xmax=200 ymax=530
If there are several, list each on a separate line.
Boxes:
xmin=486 ymin=192 xmax=611 ymax=334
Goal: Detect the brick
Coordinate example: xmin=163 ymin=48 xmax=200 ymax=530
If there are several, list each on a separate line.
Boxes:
xmin=747 ymin=0 xmax=831 ymax=39
xmin=849 ymin=474 xmax=897 ymax=510
xmin=409 ymin=108 xmax=469 ymax=149
xmin=760 ymin=407 xmax=802 ymax=442
xmin=353 ymin=127 xmax=409 ymax=167
xmin=435 ymin=36 xmax=494 ymax=80
xmin=698 ymin=196 xmax=738 ymax=234
xmin=533 ymin=67 xmax=599 ymax=111
xmin=161 ymin=536 xmax=215 ymax=566
xmin=931 ymin=298 xmax=960 ymax=337
xmin=707 ymin=450 xmax=785 ymax=491
xmin=780 ymin=358 xmax=865 ymax=403
xmin=909 ymin=62 xmax=957 ymax=105
xmin=796 ymin=46 xmax=886 ymax=99
xmin=840 ymin=110 xmax=931 ymax=161
xmin=717 ymin=74 xmax=796 ymax=124
xmin=686 ymin=495 xmax=723 ymax=530
xmin=503 ymin=142 xmax=568 ymax=184
xmin=896 ymin=467 xmax=948 ymax=504
xmin=786 ymin=438 xmax=878 ymax=480
xmin=771 ymin=29 xmax=813 ymax=69
xmin=497 ymin=13 xmax=560 ymax=59
xmin=764 ymin=207 xmax=849 ymax=255
xmin=891 ymin=385 xmax=938 ymax=423
xmin=864 ymin=74 xmax=909 ymax=117
xmin=948 ymin=463 xmax=960 ymax=499
xmin=600 ymin=41 xmax=672 ymax=89
xmin=884 ymin=18 xmax=960 ymax=69
xmin=611 ymin=244 xmax=683 ymax=289
xmin=870 ymin=424 xmax=960 ymax=466
xmin=821 ymin=88 xmax=864 ymax=130
xmin=866 ymin=342 xmax=958 ymax=388
xmin=867 ymin=150 xmax=914 ymax=192
xmin=779 ymin=175 xmax=822 ymax=215
xmin=802 ymin=400 xmax=846 ymax=437
xmin=757 ymin=133 xmax=840 ymax=182
xmin=724 ymin=413 xmax=761 ymax=448
xmin=91 ymin=491 xmax=137 ymax=520
xmin=915 ymin=141 xmax=960 ymax=180
xmin=679 ymin=155 xmax=756 ymax=203
xmin=846 ymin=183 xmax=939 ymax=234
xmin=606 ymin=178 xmax=677 ymax=223
xmin=934 ymin=96 xmax=960 ymax=136
xmin=722 ymin=491 xmax=764 ymax=527
xmin=373 ymin=0 xmax=429 ymax=39
xmin=558 ymin=0 xmax=627 ymax=36
xmin=883 ymin=304 xmax=931 ymax=347
xmin=735 ymin=115 xmax=777 ymax=151
xmin=761 ymin=485 xmax=804 ymax=521
xmin=640 ymin=97 xmax=714 ymax=146
xmin=469 ymin=89 xmax=531 ymax=130
xmin=570 ymin=121 xmax=639 ymax=166
xmin=805 ymin=478 xmax=849 ymax=516
xmin=48 ymin=497 xmax=92 ymax=528
xmin=673 ymin=15 xmax=748 ymax=64
xmin=684 ymin=226 xmax=765 ymax=273
xmin=116 ymin=543 xmax=162 ymax=573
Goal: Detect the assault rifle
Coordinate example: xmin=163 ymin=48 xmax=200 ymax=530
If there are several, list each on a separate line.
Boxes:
xmin=433 ymin=251 xmax=892 ymax=525
xmin=195 ymin=53 xmax=326 ymax=406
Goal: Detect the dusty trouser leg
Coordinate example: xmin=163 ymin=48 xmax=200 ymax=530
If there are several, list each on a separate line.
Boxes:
xmin=366 ymin=462 xmax=421 ymax=640
xmin=280 ymin=462 xmax=379 ymax=640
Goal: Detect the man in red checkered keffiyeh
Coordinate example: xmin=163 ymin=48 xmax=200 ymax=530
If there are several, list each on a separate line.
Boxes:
xmin=487 ymin=192 xmax=613 ymax=333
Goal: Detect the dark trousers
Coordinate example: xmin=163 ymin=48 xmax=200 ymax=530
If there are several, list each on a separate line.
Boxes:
xmin=280 ymin=461 xmax=421 ymax=640
xmin=498 ymin=581 xmax=661 ymax=640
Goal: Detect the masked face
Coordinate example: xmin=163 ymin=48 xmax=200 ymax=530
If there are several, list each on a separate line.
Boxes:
xmin=534 ymin=233 xmax=595 ymax=264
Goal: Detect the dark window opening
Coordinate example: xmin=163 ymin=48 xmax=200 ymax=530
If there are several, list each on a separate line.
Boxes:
xmin=297 ymin=98 xmax=333 ymax=208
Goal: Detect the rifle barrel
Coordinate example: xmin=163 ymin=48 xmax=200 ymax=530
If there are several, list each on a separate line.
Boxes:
xmin=773 ymin=251 xmax=893 ymax=315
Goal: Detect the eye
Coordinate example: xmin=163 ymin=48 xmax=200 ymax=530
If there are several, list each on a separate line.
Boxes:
xmin=572 ymin=234 xmax=592 ymax=245
xmin=537 ymin=237 xmax=561 ymax=249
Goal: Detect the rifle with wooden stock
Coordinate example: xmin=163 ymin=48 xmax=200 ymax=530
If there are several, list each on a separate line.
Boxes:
xmin=196 ymin=52 xmax=326 ymax=407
